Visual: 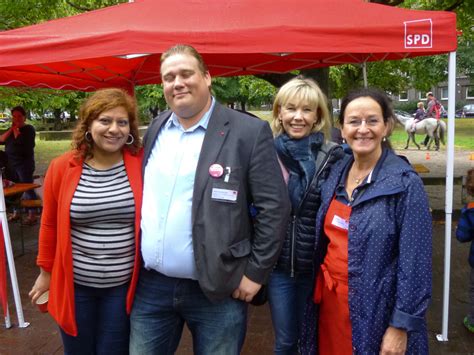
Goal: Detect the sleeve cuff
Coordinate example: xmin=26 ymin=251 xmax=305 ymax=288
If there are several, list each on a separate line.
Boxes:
xmin=390 ymin=308 xmax=425 ymax=332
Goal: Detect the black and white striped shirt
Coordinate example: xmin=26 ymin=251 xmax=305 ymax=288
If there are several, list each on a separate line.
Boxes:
xmin=70 ymin=161 xmax=135 ymax=288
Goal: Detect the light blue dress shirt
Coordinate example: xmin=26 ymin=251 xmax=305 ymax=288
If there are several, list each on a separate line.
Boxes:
xmin=141 ymin=99 xmax=215 ymax=279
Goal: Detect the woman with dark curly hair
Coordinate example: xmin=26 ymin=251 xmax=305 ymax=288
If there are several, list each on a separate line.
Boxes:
xmin=29 ymin=88 xmax=143 ymax=354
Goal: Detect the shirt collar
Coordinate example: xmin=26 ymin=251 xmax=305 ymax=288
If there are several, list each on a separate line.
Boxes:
xmin=336 ymin=148 xmax=389 ymax=192
xmin=166 ymin=96 xmax=215 ymax=132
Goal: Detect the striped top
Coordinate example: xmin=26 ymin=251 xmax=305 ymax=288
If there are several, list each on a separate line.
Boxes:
xmin=70 ymin=161 xmax=135 ymax=288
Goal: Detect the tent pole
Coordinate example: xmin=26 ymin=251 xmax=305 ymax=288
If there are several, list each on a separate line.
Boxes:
xmin=362 ymin=62 xmax=368 ymax=88
xmin=436 ymin=50 xmax=456 ymax=342
xmin=0 ymin=174 xmax=29 ymax=329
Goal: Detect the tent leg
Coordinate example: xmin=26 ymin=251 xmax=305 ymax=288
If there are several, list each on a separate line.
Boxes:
xmin=4 ymin=307 xmax=11 ymax=328
xmin=0 ymin=176 xmax=29 ymax=329
xmin=437 ymin=50 xmax=456 ymax=342
xmin=362 ymin=62 xmax=368 ymax=88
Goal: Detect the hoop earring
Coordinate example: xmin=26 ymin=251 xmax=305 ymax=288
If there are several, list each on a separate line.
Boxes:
xmin=85 ymin=131 xmax=92 ymax=142
xmin=126 ymin=134 xmax=134 ymax=145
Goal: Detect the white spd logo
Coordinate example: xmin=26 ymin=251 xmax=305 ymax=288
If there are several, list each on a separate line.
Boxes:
xmin=404 ymin=19 xmax=432 ymax=49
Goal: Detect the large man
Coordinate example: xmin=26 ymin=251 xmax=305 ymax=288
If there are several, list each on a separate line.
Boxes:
xmin=130 ymin=44 xmax=290 ymax=354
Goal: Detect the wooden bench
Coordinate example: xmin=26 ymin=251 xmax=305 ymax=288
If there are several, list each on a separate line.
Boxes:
xmin=20 ymin=199 xmax=42 ymax=209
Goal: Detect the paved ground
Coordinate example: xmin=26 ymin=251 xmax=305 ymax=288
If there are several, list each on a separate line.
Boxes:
xmin=394 ymin=148 xmax=473 ymax=212
xmin=0 ymin=148 xmax=473 ymax=354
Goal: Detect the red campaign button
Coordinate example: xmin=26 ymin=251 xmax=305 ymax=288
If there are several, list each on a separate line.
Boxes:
xmin=209 ymin=164 xmax=224 ymax=178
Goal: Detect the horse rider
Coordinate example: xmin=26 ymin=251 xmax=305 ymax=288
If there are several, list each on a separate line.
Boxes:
xmin=422 ymin=92 xmax=443 ymax=145
xmin=411 ymin=102 xmax=426 ymax=132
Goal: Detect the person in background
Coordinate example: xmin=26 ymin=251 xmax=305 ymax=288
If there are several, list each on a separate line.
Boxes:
xmin=456 ymin=168 xmax=474 ymax=333
xmin=422 ymin=92 xmax=443 ymax=146
xmin=0 ymin=105 xmax=37 ymax=224
xmin=130 ymin=44 xmax=289 ymax=354
xmin=411 ymin=101 xmax=425 ymax=132
xmin=269 ymin=76 xmax=343 ymax=354
xmin=304 ymin=88 xmax=432 ymax=354
xmin=29 ymin=88 xmax=143 ymax=354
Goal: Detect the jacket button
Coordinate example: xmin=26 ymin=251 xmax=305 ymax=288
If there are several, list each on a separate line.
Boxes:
xmin=349 ymin=225 xmax=356 ymax=232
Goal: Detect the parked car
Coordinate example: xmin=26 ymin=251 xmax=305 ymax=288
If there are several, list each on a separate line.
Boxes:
xmin=0 ymin=112 xmax=10 ymax=123
xmin=460 ymin=104 xmax=474 ymax=118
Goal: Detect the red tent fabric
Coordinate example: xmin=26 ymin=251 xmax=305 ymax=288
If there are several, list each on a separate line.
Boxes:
xmin=0 ymin=0 xmax=456 ymax=91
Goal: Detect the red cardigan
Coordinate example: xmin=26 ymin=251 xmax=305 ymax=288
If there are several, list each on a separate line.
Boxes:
xmin=36 ymin=149 xmax=143 ymax=336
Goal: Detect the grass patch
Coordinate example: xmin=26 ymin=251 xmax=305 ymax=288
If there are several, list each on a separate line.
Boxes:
xmin=35 ymin=139 xmax=71 ymax=174
xmin=250 ymin=111 xmax=473 ymax=151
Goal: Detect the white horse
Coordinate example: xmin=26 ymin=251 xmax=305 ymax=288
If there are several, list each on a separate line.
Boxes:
xmin=395 ymin=115 xmax=446 ymax=151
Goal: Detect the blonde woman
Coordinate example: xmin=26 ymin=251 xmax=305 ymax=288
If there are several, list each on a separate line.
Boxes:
xmin=269 ymin=76 xmax=343 ymax=354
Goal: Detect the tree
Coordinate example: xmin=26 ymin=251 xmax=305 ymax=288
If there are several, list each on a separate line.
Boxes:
xmin=212 ymin=77 xmax=276 ymax=111
xmin=0 ymin=0 xmax=126 ymax=30
xmin=135 ymin=85 xmax=166 ymax=121
xmin=0 ymin=0 xmax=125 ymax=127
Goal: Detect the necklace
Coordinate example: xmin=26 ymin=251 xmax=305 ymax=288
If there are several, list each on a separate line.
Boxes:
xmin=351 ymin=168 xmax=373 ymax=185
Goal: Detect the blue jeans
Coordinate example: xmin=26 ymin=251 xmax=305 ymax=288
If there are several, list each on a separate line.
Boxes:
xmin=60 ymin=283 xmax=130 ymax=355
xmin=268 ymin=269 xmax=313 ymax=355
xmin=130 ymin=268 xmax=247 ymax=355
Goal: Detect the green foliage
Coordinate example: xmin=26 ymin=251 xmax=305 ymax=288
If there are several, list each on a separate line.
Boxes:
xmin=212 ymin=77 xmax=276 ymax=109
xmin=393 ymin=100 xmax=419 ymax=113
xmin=135 ymin=85 xmax=166 ymax=123
xmin=0 ymin=0 xmax=126 ymax=30
xmin=0 ymin=87 xmax=85 ymax=124
xmin=239 ymin=76 xmax=276 ymax=108
xmin=212 ymin=77 xmax=242 ymax=105
xmin=0 ymin=0 xmax=126 ymax=129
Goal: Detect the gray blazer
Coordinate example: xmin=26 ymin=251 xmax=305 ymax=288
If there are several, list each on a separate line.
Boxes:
xmin=143 ymin=103 xmax=290 ymax=302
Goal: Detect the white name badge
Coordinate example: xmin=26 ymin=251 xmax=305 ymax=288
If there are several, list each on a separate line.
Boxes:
xmin=331 ymin=215 xmax=349 ymax=230
xmin=211 ymin=188 xmax=238 ymax=202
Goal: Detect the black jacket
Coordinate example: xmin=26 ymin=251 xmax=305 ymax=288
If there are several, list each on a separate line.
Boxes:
xmin=274 ymin=141 xmax=343 ymax=275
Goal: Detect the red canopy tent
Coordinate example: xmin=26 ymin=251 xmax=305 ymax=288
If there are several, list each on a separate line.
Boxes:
xmin=0 ymin=0 xmax=459 ymax=342
xmin=0 ymin=0 xmax=456 ymax=91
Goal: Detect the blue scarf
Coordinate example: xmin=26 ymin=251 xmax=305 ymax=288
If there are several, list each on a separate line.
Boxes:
xmin=274 ymin=132 xmax=324 ymax=210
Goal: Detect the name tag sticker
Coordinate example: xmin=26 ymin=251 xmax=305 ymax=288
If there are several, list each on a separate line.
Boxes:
xmin=211 ymin=188 xmax=238 ymax=202
xmin=331 ymin=215 xmax=349 ymax=230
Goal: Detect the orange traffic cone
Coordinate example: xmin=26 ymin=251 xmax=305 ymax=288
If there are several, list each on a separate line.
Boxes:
xmin=425 ymin=152 xmax=430 ymax=160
